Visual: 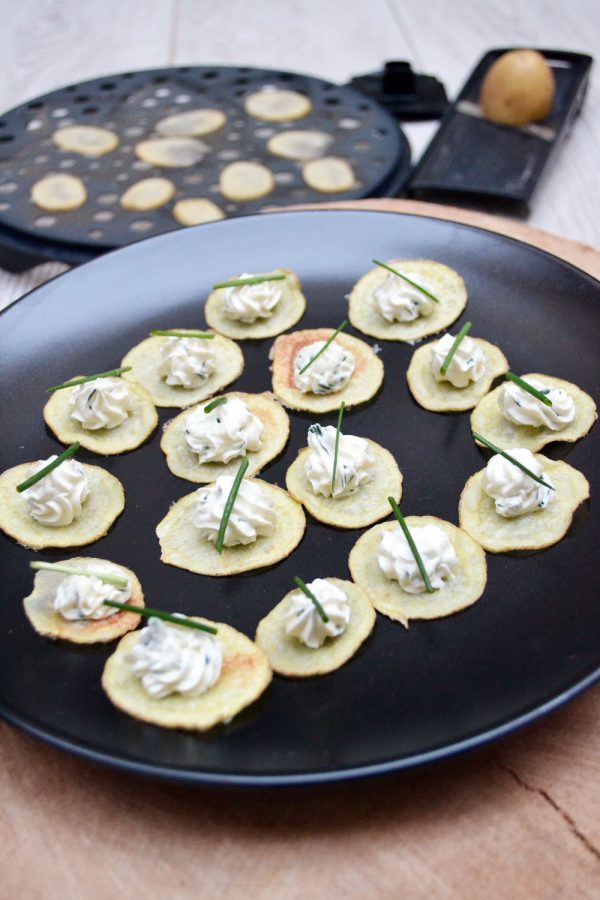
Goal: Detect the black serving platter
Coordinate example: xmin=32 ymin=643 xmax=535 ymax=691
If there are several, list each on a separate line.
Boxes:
xmin=0 ymin=209 xmax=598 ymax=786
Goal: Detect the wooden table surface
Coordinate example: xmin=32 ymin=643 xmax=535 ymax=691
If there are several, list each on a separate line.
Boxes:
xmin=1 ymin=3 xmax=600 ymax=897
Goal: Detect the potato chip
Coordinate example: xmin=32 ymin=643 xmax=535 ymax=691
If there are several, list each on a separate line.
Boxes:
xmin=155 ymin=109 xmax=226 ymax=137
xmin=302 ymin=157 xmax=355 ymax=193
xmin=244 ymin=89 xmax=312 ymax=122
xmin=267 ymin=130 xmax=333 ymax=161
xmin=120 ymin=177 xmax=175 ymax=211
xmin=135 ymin=137 xmax=205 ymax=168
xmin=219 ymin=161 xmax=275 ymax=202
xmin=172 ymin=198 xmax=225 ymax=226
xmin=52 ymin=125 xmax=119 ymax=157
xmin=31 ymin=173 xmax=87 ymax=211
xmin=204 ymin=267 xmax=306 ymax=340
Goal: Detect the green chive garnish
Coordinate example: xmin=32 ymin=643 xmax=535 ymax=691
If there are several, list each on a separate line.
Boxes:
xmin=16 ymin=443 xmax=80 ymax=493
xmin=30 ymin=561 xmax=129 ymax=589
xmin=150 ymin=330 xmax=215 ymax=339
xmin=388 ymin=497 xmax=435 ymax=594
xmin=472 ymin=432 xmax=555 ymax=491
xmin=213 ymin=273 xmax=286 ymax=289
xmin=47 ymin=368 xmax=131 ymax=393
xmin=505 ymin=372 xmax=552 ymax=407
xmin=103 ymin=600 xmax=218 ymax=634
xmin=215 ymin=458 xmax=249 ymax=554
xmin=331 ymin=401 xmax=345 ymax=496
xmin=440 ymin=321 xmax=473 ymax=375
xmin=293 ymin=576 xmax=329 ymax=623
xmin=372 ymin=259 xmax=439 ymax=304
xmin=298 ymin=320 xmax=348 ymax=375
xmin=204 ymin=397 xmax=228 ymax=414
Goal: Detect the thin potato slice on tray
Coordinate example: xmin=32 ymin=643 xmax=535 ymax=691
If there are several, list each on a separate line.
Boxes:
xmin=31 ymin=173 xmax=87 ymax=211
xmin=349 ymin=516 xmax=487 ymax=627
xmin=244 ymin=89 xmax=312 ymax=122
xmin=52 ymin=125 xmax=119 ymax=157
xmin=205 ymin=268 xmax=306 ymax=340
xmin=255 ymin=579 xmax=375 ymax=677
xmin=103 ymin=619 xmax=272 ymax=732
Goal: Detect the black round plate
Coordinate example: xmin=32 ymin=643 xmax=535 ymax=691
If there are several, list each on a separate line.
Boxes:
xmin=0 ymin=210 xmax=598 ymax=786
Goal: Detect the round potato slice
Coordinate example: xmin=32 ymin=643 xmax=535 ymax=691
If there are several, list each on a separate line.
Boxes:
xmin=270 ymin=328 xmax=384 ymax=413
xmin=172 ymin=198 xmax=225 ymax=226
xmin=244 ymin=89 xmax=312 ymax=122
xmin=161 ymin=391 xmax=290 ymax=483
xmin=156 ymin=480 xmax=306 ymax=576
xmin=121 ymin=331 xmax=244 ymax=409
xmin=23 ymin=557 xmax=143 ymax=644
xmin=286 ymin=439 xmax=402 ymax=529
xmin=219 ymin=161 xmax=275 ymax=202
xmin=348 ymin=260 xmax=468 ymax=342
xmin=155 ymin=108 xmax=226 ymax=137
xmin=302 ymin=157 xmax=355 ymax=193
xmin=102 ymin=619 xmax=272 ymax=731
xmin=267 ymin=129 xmax=333 ymax=161
xmin=471 ymin=374 xmax=597 ymax=451
xmin=255 ymin=579 xmax=375 ymax=677
xmin=135 ymin=137 xmax=205 ymax=168
xmin=407 ymin=337 xmax=509 ymax=412
xmin=349 ymin=516 xmax=487 ymax=627
xmin=0 ymin=463 xmax=124 ymax=550
xmin=31 ymin=173 xmax=87 ymax=211
xmin=458 ymin=456 xmax=589 ymax=553
xmin=52 ymin=125 xmax=119 ymax=157
xmin=204 ymin=268 xmax=306 ymax=340
xmin=120 ymin=177 xmax=175 ymax=211
xmin=43 ymin=379 xmax=157 ymax=455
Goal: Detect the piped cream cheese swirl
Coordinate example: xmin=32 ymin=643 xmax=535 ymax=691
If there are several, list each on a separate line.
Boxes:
xmin=283 ymin=578 xmax=351 ymax=648
xmin=126 ymin=617 xmax=222 ymax=699
xmin=373 ymin=270 xmax=435 ymax=322
xmin=430 ymin=333 xmax=486 ymax=388
xmin=184 ymin=397 xmax=263 ymax=463
xmin=484 ymin=448 xmax=554 ymax=518
xmin=54 ymin=571 xmax=131 ymax=620
xmin=68 ymin=377 xmax=132 ymax=430
xmin=192 ymin=476 xmax=275 ymax=547
xmin=222 ymin=274 xmax=283 ymax=323
xmin=158 ymin=337 xmax=216 ymax=389
xmin=378 ymin=523 xmax=457 ymax=593
xmin=305 ymin=424 xmax=375 ymax=498
xmin=22 ymin=456 xmax=90 ymax=526
xmin=293 ymin=341 xmax=355 ymax=395
xmin=499 ymin=379 xmax=575 ymax=430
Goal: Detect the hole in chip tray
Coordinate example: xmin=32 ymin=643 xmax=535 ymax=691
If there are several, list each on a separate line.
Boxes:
xmin=27 ymin=101 xmax=43 ymax=110
xmin=82 ymin=107 xmax=99 ymax=115
xmin=226 ymin=133 xmax=240 ymax=141
xmin=275 ymin=172 xmax=294 ymax=184
xmin=115 ymin=172 xmax=129 ymax=181
xmin=59 ymin=159 xmax=76 ymax=169
xmin=0 ymin=182 xmax=18 ymax=194
xmin=155 ymin=88 xmax=171 ymax=98
xmin=0 ymin=135 xmax=15 ymax=143
xmin=153 ymin=75 xmax=168 ymax=84
xmin=255 ymin=127 xmax=274 ymax=138
xmin=324 ymin=97 xmax=340 ymax=106
xmin=225 ymin=204 xmax=236 ymax=212
xmin=88 ymin=229 xmax=104 ymax=239
xmin=175 ymin=94 xmax=191 ymax=104
xmin=124 ymin=126 xmax=144 ymax=137
xmin=74 ymin=96 xmax=89 ymax=103
xmin=93 ymin=210 xmax=114 ymax=222
xmin=357 ymin=103 xmax=370 ymax=112
xmin=353 ymin=141 xmax=370 ymax=152
xmin=100 ymin=83 xmax=115 ymax=91
xmin=218 ymin=149 xmax=240 ymax=161
xmin=183 ymin=173 xmax=203 ymax=184
xmin=97 ymin=193 xmax=118 ymax=205
xmin=338 ymin=118 xmax=360 ymax=129
xmin=142 ymin=98 xmax=158 ymax=108
xmin=130 ymin=219 xmax=153 ymax=232
xmin=132 ymin=160 xmax=151 ymax=170
xmin=89 ymin=161 xmax=100 ymax=170
xmin=35 ymin=216 xmax=57 ymax=228
xmin=27 ymin=120 xmax=43 ymax=131
xmin=52 ymin=108 xmax=69 ymax=118
xmin=203 ymin=72 xmax=218 ymax=79
xmin=0 ymin=202 xmax=10 ymax=212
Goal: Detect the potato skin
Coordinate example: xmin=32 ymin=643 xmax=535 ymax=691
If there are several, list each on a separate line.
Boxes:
xmin=480 ymin=50 xmax=555 ymax=126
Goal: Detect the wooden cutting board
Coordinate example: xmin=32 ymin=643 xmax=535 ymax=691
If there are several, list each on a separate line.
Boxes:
xmin=2 ymin=201 xmax=599 ymax=900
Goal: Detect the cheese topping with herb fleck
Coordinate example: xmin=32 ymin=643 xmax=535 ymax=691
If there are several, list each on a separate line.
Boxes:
xmin=69 ymin=377 xmax=133 ymax=430
xmin=484 ymin=448 xmax=554 ymax=518
xmin=158 ymin=336 xmax=216 ymax=389
xmin=192 ymin=476 xmax=275 ymax=546
xmin=21 ymin=456 xmax=90 ymax=526
xmin=430 ymin=333 xmax=486 ymax=388
xmin=378 ymin=523 xmax=457 ymax=593
xmin=500 ymin=379 xmax=575 ymax=430
xmin=373 ymin=271 xmax=435 ymax=322
xmin=184 ymin=397 xmax=263 ymax=463
xmin=293 ymin=340 xmax=355 ymax=395
xmin=126 ymin=617 xmax=222 ymax=699
xmin=54 ymin=571 xmax=131 ymax=620
xmin=305 ymin=423 xmax=375 ymax=498
xmin=222 ymin=274 xmax=283 ymax=323
xmin=283 ymin=578 xmax=351 ymax=648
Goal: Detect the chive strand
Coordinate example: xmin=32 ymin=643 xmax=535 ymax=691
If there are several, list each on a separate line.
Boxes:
xmin=372 ymin=259 xmax=440 ymax=304
xmin=440 ymin=321 xmax=473 ymax=375
xmin=103 ymin=599 xmax=218 ymax=634
xmin=505 ymin=372 xmax=553 ymax=407
xmin=298 ymin=320 xmax=348 ymax=375
xmin=331 ymin=401 xmax=345 ymax=496
xmin=16 ymin=443 xmax=80 ymax=493
xmin=213 ymin=273 xmax=286 ymax=289
xmin=215 ymin=458 xmax=249 ymax=554
xmin=30 ymin=561 xmax=129 ymax=589
xmin=47 ymin=368 xmax=132 ymax=393
xmin=204 ymin=396 xmax=228 ymax=414
xmin=472 ymin=432 xmax=555 ymax=491
xmin=150 ymin=330 xmax=215 ymax=339
xmin=388 ymin=497 xmax=435 ymax=594
xmin=293 ymin=576 xmax=329 ymax=623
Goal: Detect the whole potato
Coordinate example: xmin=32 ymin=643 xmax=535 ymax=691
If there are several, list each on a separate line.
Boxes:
xmin=479 ymin=50 xmax=555 ymax=126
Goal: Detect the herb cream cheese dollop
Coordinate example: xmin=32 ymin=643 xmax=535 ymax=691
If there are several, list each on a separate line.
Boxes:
xmin=192 ymin=476 xmax=276 ymax=546
xmin=500 ymin=379 xmax=575 ymax=430
xmin=126 ymin=617 xmax=222 ymax=699
xmin=184 ymin=397 xmax=263 ymax=463
xmin=374 ymin=271 xmax=435 ymax=322
xmin=430 ymin=333 xmax=486 ymax=388
xmin=22 ymin=457 xmax=90 ymax=526
xmin=293 ymin=340 xmax=355 ymax=395
xmin=54 ymin=572 xmax=131 ymax=620
xmin=378 ymin=523 xmax=457 ymax=593
xmin=305 ymin=423 xmax=375 ymax=498
xmin=484 ymin=448 xmax=554 ymax=518
xmin=222 ymin=274 xmax=283 ymax=323
xmin=158 ymin=337 xmax=216 ymax=389
xmin=68 ymin=377 xmax=133 ymax=430
xmin=283 ymin=578 xmax=351 ymax=648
